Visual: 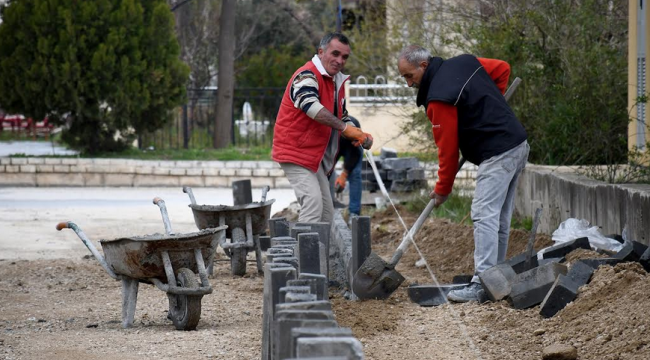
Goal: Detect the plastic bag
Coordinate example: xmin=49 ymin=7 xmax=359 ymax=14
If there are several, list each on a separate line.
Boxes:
xmin=550 ymin=218 xmax=623 ymax=252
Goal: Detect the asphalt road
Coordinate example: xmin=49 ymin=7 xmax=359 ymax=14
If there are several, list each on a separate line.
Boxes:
xmin=0 ymin=187 xmax=296 ymax=260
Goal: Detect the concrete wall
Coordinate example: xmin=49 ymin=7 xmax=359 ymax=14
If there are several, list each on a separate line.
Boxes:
xmin=515 ymin=165 xmax=650 ymax=246
xmin=348 ymin=104 xmax=417 ymax=153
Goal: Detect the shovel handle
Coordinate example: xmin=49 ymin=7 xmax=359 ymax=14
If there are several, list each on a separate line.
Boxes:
xmin=390 ymin=198 xmax=437 ymax=265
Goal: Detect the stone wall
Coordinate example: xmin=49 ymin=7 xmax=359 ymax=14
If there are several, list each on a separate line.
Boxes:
xmin=0 ymin=157 xmax=290 ymax=188
xmin=0 ymin=156 xmax=480 ymax=190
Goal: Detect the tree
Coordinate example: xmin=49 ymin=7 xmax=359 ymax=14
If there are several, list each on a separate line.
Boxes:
xmin=0 ymin=0 xmax=189 ymax=154
xmin=213 ymin=0 xmax=235 ymax=148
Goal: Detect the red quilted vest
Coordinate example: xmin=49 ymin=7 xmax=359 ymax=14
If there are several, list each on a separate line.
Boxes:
xmin=272 ymin=59 xmax=348 ymax=173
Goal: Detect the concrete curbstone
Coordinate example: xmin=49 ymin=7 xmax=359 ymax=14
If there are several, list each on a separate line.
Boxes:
xmin=152 ymin=167 xmax=170 ymax=175
xmin=257 ymin=161 xmax=276 ymax=169
xmin=478 ymin=263 xmax=517 ymax=302
xmin=285 ymin=292 xmax=317 ymax=303
xmin=83 ymin=173 xmax=103 ymax=186
xmin=541 ymin=237 xmax=591 ymax=259
xmin=185 ymin=168 xmax=203 ymax=176
xmin=278 ymin=286 xmax=312 ymax=304
xmin=296 ymin=222 xmax=332 ymax=280
xmin=508 ymin=262 xmax=568 ymax=309
xmin=44 ymin=158 xmax=61 ymax=165
xmin=269 ymin=218 xmax=291 ymax=238
xmin=290 ymin=327 xmax=353 ymax=359
xmin=225 ymin=161 xmax=242 ymax=168
xmin=299 ymin=273 xmax=328 ymax=301
xmin=259 ymin=236 xmax=271 ymax=251
xmin=262 ymin=264 xmax=296 ymax=360
xmin=504 ymin=251 xmax=539 ymax=274
xmin=202 ymin=168 xmax=220 ymax=176
xmin=10 ymin=158 xmax=27 ymax=165
xmin=296 ymin=337 xmax=364 ymax=360
xmin=0 ymin=158 xmax=11 ymax=165
xmin=274 ymin=310 xmax=336 ymax=360
xmin=298 ymin=232 xmax=321 ymax=275
xmin=60 ymin=158 xmax=79 ymax=165
xmin=253 ymin=169 xmax=270 ymax=177
xmin=5 ymin=165 xmax=20 ymax=173
xmin=539 ymin=261 xmax=594 ymax=318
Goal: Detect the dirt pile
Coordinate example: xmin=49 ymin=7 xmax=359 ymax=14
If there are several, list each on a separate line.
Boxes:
xmin=330 ymin=206 xmax=650 ymax=359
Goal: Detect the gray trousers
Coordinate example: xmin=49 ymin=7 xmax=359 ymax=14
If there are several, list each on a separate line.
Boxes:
xmin=471 ymin=140 xmax=529 ymax=283
xmin=280 ymin=162 xmax=335 ymax=224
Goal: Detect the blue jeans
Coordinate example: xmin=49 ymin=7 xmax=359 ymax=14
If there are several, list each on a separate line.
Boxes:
xmin=348 ymin=149 xmax=363 ymax=216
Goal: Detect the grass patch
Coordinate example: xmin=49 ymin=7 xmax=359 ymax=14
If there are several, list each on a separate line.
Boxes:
xmin=7 ymin=146 xmax=273 ymax=161
xmin=511 ymin=215 xmax=533 ymax=231
xmin=403 ymin=190 xmax=473 ymax=224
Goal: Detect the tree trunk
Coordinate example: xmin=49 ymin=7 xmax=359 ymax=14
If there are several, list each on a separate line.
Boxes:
xmin=214 ymin=0 xmax=236 ymax=149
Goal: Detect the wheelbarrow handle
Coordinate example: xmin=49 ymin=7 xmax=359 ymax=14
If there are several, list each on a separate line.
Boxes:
xmin=182 ymin=186 xmax=197 ymax=205
xmin=56 ymin=221 xmax=119 ymax=280
xmin=153 ymin=197 xmax=173 ymax=235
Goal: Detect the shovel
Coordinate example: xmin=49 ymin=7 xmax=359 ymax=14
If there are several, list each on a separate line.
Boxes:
xmin=351 ymin=77 xmax=522 ymax=300
xmin=351 ymin=160 xmax=464 ymax=300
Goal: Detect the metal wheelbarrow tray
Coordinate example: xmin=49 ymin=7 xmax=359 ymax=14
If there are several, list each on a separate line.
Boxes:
xmin=184 ymin=186 xmax=274 ymax=276
xmin=57 ymin=197 xmax=228 ymax=331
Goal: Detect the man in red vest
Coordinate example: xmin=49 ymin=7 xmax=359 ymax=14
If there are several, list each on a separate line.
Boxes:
xmin=273 ymin=32 xmax=373 ymax=224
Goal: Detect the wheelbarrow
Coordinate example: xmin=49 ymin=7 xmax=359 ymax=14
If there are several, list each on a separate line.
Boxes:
xmin=56 ymin=197 xmax=227 ymax=330
xmin=183 ymin=186 xmax=274 ymax=276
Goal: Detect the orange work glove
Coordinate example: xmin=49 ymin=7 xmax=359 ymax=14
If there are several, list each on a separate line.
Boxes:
xmin=341 ymin=124 xmax=374 ymax=150
xmin=334 ymin=171 xmax=348 ymax=193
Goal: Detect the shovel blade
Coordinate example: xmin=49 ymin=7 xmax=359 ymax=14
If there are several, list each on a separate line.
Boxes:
xmin=351 ymin=252 xmax=405 ymax=300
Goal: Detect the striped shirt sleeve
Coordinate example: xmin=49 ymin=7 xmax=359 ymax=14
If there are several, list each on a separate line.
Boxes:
xmin=290 ymin=70 xmax=324 ymax=119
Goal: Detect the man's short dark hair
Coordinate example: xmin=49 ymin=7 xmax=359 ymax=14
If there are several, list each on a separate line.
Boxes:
xmin=319 ymin=32 xmax=350 ymax=51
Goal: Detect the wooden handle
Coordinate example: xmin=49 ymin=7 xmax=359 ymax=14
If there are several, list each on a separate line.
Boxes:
xmin=56 ymin=222 xmax=68 ymax=231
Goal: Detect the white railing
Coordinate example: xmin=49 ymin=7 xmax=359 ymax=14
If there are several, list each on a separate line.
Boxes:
xmin=348 ymin=75 xmax=415 ymax=105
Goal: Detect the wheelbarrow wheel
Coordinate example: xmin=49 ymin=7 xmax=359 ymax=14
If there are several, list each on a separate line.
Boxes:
xmin=170 ymin=268 xmax=202 ymax=331
xmin=230 ymin=227 xmax=247 ymax=276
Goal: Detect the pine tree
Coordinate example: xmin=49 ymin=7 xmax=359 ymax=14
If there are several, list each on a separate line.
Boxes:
xmin=0 ymin=0 xmax=189 ymax=154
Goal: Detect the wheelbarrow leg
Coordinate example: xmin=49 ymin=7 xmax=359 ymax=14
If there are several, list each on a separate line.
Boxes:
xmin=121 ymin=277 xmax=139 ymax=328
xmin=254 ymin=234 xmax=263 ymax=274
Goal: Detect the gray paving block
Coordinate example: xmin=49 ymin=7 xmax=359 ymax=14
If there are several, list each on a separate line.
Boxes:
xmin=542 ymin=237 xmax=591 ymax=259
xmin=508 ymin=262 xmax=568 ymax=309
xmin=613 ymin=240 xmax=648 ymax=262
xmin=538 ymin=257 xmax=564 ymax=267
xmin=641 ymin=246 xmax=650 ymax=272
xmin=478 ymin=263 xmax=517 ymax=302
xmin=298 ymin=232 xmax=321 ymax=275
xmin=452 ymin=275 xmax=473 ymax=284
xmin=382 ymin=157 xmax=419 ymax=170
xmin=272 ymin=236 xmax=298 ymax=247
xmin=276 ymin=301 xmax=332 ymax=313
xmin=291 ymin=226 xmax=312 ymax=241
xmin=380 ymin=147 xmax=398 ymax=159
xmin=274 ymin=311 xmax=336 ymax=360
xmin=296 ymin=222 xmax=332 ymax=279
xmin=296 ymin=337 xmax=364 ymax=359
xmin=539 ymin=261 xmax=594 ymax=318
xmin=279 ymin=286 xmax=312 ymax=304
xmin=387 ymin=170 xmax=406 ymax=181
xmin=504 ymin=251 xmax=539 ymax=274
xmin=406 ymin=168 xmax=425 ymax=180
xmin=274 ymin=256 xmax=300 ymax=270
xmin=269 ymin=217 xmax=291 ymax=238
xmin=299 ymin=273 xmax=328 ymax=301
xmin=286 ymin=292 xmax=317 ymax=303
xmin=290 ymin=327 xmax=353 ymax=359
xmin=350 ymin=216 xmax=372 ymax=283
xmin=407 ymin=284 xmax=467 ymax=306
xmin=287 ymin=279 xmax=318 ymax=298
xmin=268 ymin=247 xmax=294 ymax=255
xmin=262 ymin=264 xmax=296 ymax=360
xmin=259 ymin=235 xmax=271 ymax=251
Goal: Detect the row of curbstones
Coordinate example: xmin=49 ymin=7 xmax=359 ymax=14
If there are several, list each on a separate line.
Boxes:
xmin=479 ymin=236 xmax=650 ymax=317
xmin=260 ymin=217 xmax=365 ymax=360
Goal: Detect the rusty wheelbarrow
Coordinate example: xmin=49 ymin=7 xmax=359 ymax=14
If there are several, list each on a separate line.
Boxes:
xmin=183 ymin=186 xmax=274 ymax=276
xmin=56 ymin=197 xmax=227 ymax=330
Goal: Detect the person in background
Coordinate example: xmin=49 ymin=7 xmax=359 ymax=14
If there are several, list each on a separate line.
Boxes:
xmin=331 ymin=115 xmax=363 ymax=218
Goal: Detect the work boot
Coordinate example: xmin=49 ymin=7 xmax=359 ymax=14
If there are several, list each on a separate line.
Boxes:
xmin=447 ymin=282 xmax=482 ymax=303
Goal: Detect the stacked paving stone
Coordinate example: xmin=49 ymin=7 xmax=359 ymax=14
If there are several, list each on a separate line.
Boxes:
xmin=477 ymin=236 xmax=650 ymax=318
xmin=262 ymin=217 xmax=365 ymax=360
xmin=360 ymin=148 xmax=427 ymax=193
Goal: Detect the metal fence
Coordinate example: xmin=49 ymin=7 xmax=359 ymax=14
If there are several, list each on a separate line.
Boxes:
xmin=138 ymin=78 xmax=411 ymax=150
xmin=139 ymin=87 xmax=284 ymax=150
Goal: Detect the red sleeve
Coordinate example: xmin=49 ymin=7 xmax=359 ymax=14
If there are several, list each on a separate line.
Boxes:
xmin=477 ymin=58 xmax=510 ymax=94
xmin=427 ymin=101 xmax=459 ymax=196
